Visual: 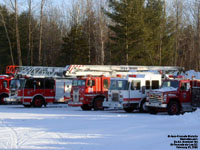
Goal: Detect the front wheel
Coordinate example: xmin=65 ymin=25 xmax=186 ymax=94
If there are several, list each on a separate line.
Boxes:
xmin=0 ymin=95 xmax=8 ymax=105
xmin=140 ymin=100 xmax=147 ymax=113
xmin=167 ymin=101 xmax=180 ymax=115
xmin=93 ymin=97 xmax=104 ymax=111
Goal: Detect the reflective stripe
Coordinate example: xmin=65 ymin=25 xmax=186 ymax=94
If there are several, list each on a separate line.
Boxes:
xmin=23 ymin=97 xmax=55 ymax=99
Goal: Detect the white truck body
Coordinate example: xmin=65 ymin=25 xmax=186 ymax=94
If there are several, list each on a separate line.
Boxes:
xmin=103 ymin=73 xmax=162 ymax=111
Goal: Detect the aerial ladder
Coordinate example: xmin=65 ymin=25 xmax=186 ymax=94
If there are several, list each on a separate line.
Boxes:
xmin=4 ymin=64 xmax=184 ymax=78
xmin=64 ymin=65 xmax=184 ymax=77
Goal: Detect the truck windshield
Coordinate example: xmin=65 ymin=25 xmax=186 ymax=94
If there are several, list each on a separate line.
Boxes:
xmin=10 ymin=80 xmax=20 ymax=89
xmin=10 ymin=79 xmax=25 ymax=89
xmin=72 ymin=80 xmax=86 ymax=86
xmin=109 ymin=80 xmax=128 ymax=90
xmin=161 ymin=80 xmax=179 ymax=89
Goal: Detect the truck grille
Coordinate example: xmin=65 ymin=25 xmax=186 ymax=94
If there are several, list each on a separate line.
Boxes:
xmin=112 ymin=93 xmax=119 ymax=101
xmin=149 ymin=93 xmax=162 ymax=103
xmin=73 ymin=90 xmax=79 ymax=102
xmin=11 ymin=90 xmax=16 ymax=96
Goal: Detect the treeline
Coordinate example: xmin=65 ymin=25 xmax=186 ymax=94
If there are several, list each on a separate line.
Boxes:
xmin=0 ymin=0 xmax=199 ymax=73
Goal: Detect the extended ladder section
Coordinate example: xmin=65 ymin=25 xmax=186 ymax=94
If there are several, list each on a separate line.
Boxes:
xmin=8 ymin=65 xmax=184 ymax=78
xmin=15 ymin=66 xmax=67 ymax=78
xmin=64 ymin=65 xmax=184 ymax=77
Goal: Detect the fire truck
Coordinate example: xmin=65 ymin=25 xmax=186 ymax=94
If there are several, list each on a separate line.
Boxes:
xmin=103 ymin=73 xmax=162 ymax=112
xmin=67 ymin=65 xmax=183 ymax=110
xmin=4 ymin=66 xmax=72 ymax=107
xmin=0 ymin=65 xmax=18 ymax=104
xmin=145 ymin=76 xmax=200 ymax=115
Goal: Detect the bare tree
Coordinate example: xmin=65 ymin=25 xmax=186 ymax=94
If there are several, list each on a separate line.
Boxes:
xmin=38 ymin=0 xmax=45 ymax=65
xmin=9 ymin=0 xmax=22 ymax=65
xmin=95 ymin=0 xmax=108 ymax=65
xmin=27 ymin=0 xmax=33 ymax=65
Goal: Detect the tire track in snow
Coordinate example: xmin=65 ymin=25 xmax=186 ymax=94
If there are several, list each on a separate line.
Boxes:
xmin=0 ymin=119 xmax=19 ymax=149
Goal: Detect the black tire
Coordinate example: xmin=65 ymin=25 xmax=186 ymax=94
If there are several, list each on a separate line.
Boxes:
xmin=149 ymin=108 xmax=157 ymax=114
xmin=23 ymin=104 xmax=32 ymax=108
xmin=140 ymin=99 xmax=147 ymax=113
xmin=33 ymin=97 xmax=44 ymax=108
xmin=167 ymin=101 xmax=180 ymax=115
xmin=81 ymin=104 xmax=92 ymax=111
xmin=93 ymin=97 xmax=104 ymax=111
xmin=0 ymin=94 xmax=8 ymax=105
xmin=123 ymin=107 xmax=134 ymax=113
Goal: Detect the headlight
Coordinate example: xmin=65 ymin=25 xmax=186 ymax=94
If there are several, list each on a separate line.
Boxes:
xmin=163 ymin=94 xmax=167 ymax=102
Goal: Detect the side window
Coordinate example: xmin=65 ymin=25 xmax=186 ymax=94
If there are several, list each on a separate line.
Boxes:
xmin=25 ymin=79 xmax=34 ymax=89
xmin=180 ymin=82 xmax=190 ymax=91
xmin=3 ymin=81 xmax=7 ymax=88
xmin=152 ymin=80 xmax=159 ymax=89
xmin=35 ymin=79 xmax=44 ymax=89
xmin=145 ymin=80 xmax=150 ymax=90
xmin=103 ymin=79 xmax=109 ymax=89
xmin=45 ymin=79 xmax=54 ymax=89
xmin=131 ymin=80 xmax=141 ymax=90
xmin=87 ymin=80 xmax=95 ymax=86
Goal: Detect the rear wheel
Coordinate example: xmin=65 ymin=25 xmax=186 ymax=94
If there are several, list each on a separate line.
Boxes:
xmin=123 ymin=107 xmax=134 ymax=113
xmin=93 ymin=97 xmax=104 ymax=110
xmin=0 ymin=95 xmax=8 ymax=105
xmin=81 ymin=104 xmax=92 ymax=111
xmin=33 ymin=97 xmax=44 ymax=108
xmin=167 ymin=101 xmax=180 ymax=115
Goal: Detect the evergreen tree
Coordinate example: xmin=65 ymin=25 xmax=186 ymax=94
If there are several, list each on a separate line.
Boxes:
xmin=105 ymin=0 xmax=145 ymax=65
xmin=61 ymin=24 xmax=89 ymax=65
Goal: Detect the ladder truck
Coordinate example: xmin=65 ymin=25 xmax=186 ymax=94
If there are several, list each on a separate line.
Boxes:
xmin=4 ymin=66 xmax=72 ymax=107
xmin=67 ymin=65 xmax=183 ymax=110
xmin=0 ymin=65 xmax=18 ymax=104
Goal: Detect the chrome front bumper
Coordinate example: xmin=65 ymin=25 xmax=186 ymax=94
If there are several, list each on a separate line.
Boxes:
xmin=145 ymin=102 xmax=167 ymax=108
xmin=4 ymin=96 xmax=21 ymax=103
xmin=103 ymin=101 xmax=122 ymax=109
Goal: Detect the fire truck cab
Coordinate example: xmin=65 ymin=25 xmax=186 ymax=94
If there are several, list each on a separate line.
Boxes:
xmin=0 ymin=75 xmax=13 ymax=104
xmin=68 ymin=76 xmax=110 ymax=110
xmin=145 ymin=76 xmax=200 ymax=115
xmin=103 ymin=73 xmax=162 ymax=112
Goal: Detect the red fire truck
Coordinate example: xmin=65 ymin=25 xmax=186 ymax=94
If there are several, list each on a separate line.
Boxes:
xmin=0 ymin=65 xmax=18 ymax=104
xmin=67 ymin=65 xmax=183 ymax=110
xmin=4 ymin=66 xmax=72 ymax=107
xmin=145 ymin=76 xmax=200 ymax=115
xmin=68 ymin=76 xmax=110 ymax=110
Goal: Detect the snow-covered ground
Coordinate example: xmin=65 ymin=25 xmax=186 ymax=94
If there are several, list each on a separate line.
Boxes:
xmin=0 ymin=104 xmax=199 ymax=150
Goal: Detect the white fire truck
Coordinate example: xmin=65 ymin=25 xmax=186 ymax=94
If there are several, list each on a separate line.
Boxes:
xmin=67 ymin=65 xmax=183 ymax=110
xmin=4 ymin=66 xmax=72 ymax=107
xmin=103 ymin=73 xmax=162 ymax=112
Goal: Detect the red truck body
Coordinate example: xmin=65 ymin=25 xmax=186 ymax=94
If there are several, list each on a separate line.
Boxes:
xmin=146 ymin=78 xmax=200 ymax=115
xmin=68 ymin=76 xmax=110 ymax=110
xmin=0 ymin=75 xmax=13 ymax=104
